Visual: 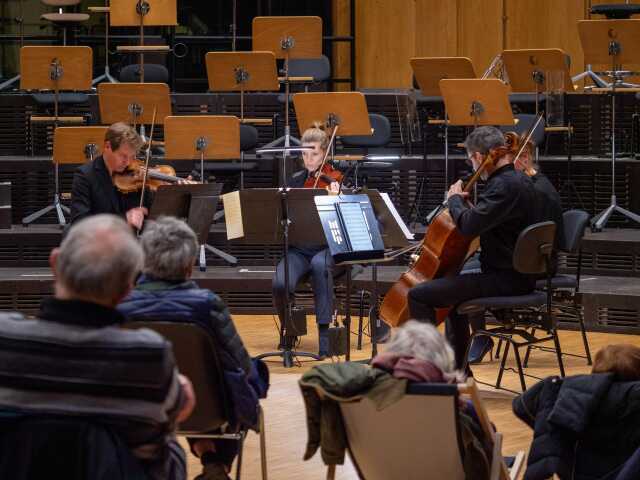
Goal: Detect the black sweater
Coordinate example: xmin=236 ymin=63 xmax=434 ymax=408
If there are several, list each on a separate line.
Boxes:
xmin=448 ymin=164 xmax=538 ymax=273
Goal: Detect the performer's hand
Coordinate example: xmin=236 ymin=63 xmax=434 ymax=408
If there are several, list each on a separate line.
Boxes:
xmin=447 ymin=180 xmax=468 ymax=200
xmin=176 ymin=374 xmax=196 ymax=423
xmin=126 ymin=207 xmax=148 ymax=229
xmin=328 ymin=181 xmax=341 ymax=194
xmin=178 ymin=176 xmax=197 ymax=185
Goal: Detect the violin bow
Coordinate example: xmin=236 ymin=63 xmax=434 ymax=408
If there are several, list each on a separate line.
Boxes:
xmin=312 ymin=124 xmax=340 ymax=189
xmin=138 ymin=106 xmax=158 ymax=211
xmin=512 ymin=113 xmax=544 ymax=172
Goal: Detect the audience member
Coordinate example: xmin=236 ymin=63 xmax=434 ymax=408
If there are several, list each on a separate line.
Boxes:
xmin=513 ymin=343 xmax=640 ymax=480
xmin=118 ymin=216 xmax=268 ymax=480
xmin=0 ymin=214 xmax=193 ymax=480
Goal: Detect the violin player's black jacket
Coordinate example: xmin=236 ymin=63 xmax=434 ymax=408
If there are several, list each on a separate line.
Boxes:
xmin=70 ymin=155 xmax=151 ymax=225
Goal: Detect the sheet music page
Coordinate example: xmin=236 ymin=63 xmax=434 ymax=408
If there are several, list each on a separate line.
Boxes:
xmin=380 ymin=192 xmax=414 ymax=240
xmin=222 ymin=190 xmax=244 ymax=240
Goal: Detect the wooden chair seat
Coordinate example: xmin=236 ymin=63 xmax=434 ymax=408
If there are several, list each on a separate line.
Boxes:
xmin=41 ymin=13 xmax=89 ymax=23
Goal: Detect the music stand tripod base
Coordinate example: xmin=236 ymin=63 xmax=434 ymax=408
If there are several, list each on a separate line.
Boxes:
xmin=591 ymin=195 xmax=640 ymax=231
xmin=22 ymin=194 xmax=69 ymax=227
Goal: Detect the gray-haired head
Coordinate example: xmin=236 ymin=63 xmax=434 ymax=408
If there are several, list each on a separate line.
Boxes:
xmin=464 ymin=126 xmax=505 ymax=155
xmin=55 ymin=214 xmax=143 ymax=306
xmin=383 ymin=320 xmax=464 ymax=382
xmin=140 ymin=216 xmax=198 ymax=281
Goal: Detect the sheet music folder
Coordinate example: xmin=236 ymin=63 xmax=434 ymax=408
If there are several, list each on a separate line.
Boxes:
xmin=150 ymin=183 xmax=223 ymax=244
xmin=221 ymin=188 xmax=328 ymax=246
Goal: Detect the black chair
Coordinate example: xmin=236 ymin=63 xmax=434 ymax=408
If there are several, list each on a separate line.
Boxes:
xmin=127 ymin=321 xmax=267 ymax=480
xmin=525 ymin=209 xmax=592 ymax=366
xmin=500 ymin=113 xmax=546 ymax=146
xmin=287 ymin=55 xmax=331 ymax=90
xmin=458 ymin=221 xmax=565 ymax=392
xmin=341 ymin=113 xmax=392 ymax=151
xmin=0 ymin=416 xmax=147 ymax=479
xmin=119 ymin=64 xmax=169 ymax=83
xmin=591 ymin=3 xmax=640 ymax=19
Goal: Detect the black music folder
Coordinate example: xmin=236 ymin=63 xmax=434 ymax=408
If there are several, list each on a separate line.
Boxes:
xmin=314 ymin=194 xmax=385 ymax=264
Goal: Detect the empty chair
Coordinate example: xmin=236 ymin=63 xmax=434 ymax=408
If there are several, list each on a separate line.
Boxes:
xmin=119 ymin=64 xmax=169 ymax=83
xmin=341 ymin=113 xmax=392 ymax=151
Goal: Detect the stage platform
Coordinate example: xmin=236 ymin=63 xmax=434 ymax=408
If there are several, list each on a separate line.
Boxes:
xmin=1 ymin=227 xmax=639 ymax=334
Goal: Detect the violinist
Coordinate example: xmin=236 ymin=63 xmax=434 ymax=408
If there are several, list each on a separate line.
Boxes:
xmin=407 ymin=126 xmax=538 ymax=370
xmin=271 ymin=124 xmax=344 ymax=357
xmin=70 ymin=122 xmax=150 ymax=229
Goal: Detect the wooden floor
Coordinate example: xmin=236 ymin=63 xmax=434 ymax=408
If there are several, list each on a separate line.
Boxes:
xmin=181 ymin=315 xmax=640 ymax=480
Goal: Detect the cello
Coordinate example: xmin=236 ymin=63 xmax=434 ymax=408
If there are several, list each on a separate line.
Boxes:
xmin=379 ymin=132 xmax=521 ymax=327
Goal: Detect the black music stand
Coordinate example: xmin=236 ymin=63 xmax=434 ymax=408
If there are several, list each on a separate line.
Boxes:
xmin=149 ymin=183 xmax=224 ymax=271
xmin=578 ymin=20 xmax=640 ymax=230
xmin=222 ymin=187 xmax=328 ymax=368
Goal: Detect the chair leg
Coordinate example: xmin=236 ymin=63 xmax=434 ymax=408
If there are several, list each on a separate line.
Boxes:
xmin=523 ymin=327 xmax=537 ymax=368
xmin=495 ymin=338 xmax=503 ymax=359
xmin=235 ymin=431 xmax=246 ymax=480
xmin=577 ymin=306 xmax=593 ymax=366
xmin=512 ymin=344 xmax=527 ymax=392
xmin=357 ymin=290 xmax=366 ymax=350
xmin=496 ymin=340 xmax=510 ymax=390
xmin=552 ymin=329 xmax=566 ymax=377
xmin=259 ymin=406 xmax=268 ymax=480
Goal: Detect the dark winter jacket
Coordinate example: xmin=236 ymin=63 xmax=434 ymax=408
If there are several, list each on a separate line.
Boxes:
xmin=513 ymin=373 xmax=640 ymax=480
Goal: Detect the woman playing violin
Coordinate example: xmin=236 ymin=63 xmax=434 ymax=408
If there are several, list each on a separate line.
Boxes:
xmin=272 ymin=123 xmax=344 ymax=357
xmin=70 ymin=122 xmax=151 ymax=229
xmin=287 ymin=122 xmax=341 ymax=192
xmin=407 ymin=126 xmax=539 ymax=371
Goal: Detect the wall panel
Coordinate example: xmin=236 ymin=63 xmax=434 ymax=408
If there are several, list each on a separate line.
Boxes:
xmin=355 ymin=0 xmax=416 ymax=88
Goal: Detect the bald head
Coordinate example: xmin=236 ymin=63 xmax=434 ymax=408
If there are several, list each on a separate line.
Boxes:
xmin=53 ymin=214 xmax=143 ymax=306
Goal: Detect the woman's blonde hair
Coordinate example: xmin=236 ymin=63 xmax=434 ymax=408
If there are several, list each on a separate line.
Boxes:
xmin=592 ymin=344 xmax=640 ymax=381
xmin=301 ymin=122 xmax=329 ymax=150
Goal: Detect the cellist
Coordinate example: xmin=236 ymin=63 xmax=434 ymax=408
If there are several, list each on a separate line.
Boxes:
xmin=467 ymin=134 xmax=565 ymax=364
xmin=408 ymin=126 xmax=538 ymax=370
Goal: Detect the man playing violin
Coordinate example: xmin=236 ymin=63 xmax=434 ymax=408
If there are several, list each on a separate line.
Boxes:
xmin=408 ymin=126 xmax=538 ymax=370
xmin=70 ymin=122 xmax=150 ymax=229
xmin=271 ymin=124 xmax=343 ymax=357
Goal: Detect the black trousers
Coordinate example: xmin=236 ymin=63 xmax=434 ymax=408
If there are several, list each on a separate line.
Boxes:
xmin=408 ymin=270 xmax=535 ymax=369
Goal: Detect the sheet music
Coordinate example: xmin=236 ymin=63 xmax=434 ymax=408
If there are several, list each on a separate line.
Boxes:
xmin=222 ymin=190 xmax=244 ymax=240
xmin=380 ymin=192 xmax=414 ymax=240
xmin=337 ymin=202 xmax=374 ymax=251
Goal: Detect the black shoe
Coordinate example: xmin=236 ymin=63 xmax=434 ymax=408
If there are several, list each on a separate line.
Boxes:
xmin=468 ymin=336 xmax=494 ymax=364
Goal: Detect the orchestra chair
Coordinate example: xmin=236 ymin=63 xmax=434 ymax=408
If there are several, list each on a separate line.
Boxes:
xmin=40 ymin=0 xmax=89 ymax=46
xmin=287 ymin=55 xmax=331 ymax=91
xmin=119 ymin=64 xmax=169 ymax=83
xmin=126 ymin=321 xmax=268 ymax=480
xmin=322 ymin=379 xmax=523 ymax=480
xmin=590 ymin=3 xmax=640 ymax=19
xmin=340 ymin=113 xmax=392 ymax=153
xmin=458 ymin=221 xmax=565 ymax=393
xmin=525 ymin=209 xmax=592 ymax=366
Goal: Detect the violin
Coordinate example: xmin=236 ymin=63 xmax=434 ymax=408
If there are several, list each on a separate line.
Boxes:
xmin=113 ymin=158 xmax=185 ymax=193
xmin=304 ymin=162 xmax=344 ymax=189
xmin=380 ymin=132 xmax=521 ymax=327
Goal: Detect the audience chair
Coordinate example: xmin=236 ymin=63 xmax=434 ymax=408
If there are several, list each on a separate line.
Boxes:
xmin=40 ymin=0 xmax=89 ymax=46
xmin=127 ymin=321 xmax=268 ymax=480
xmin=326 ymin=378 xmax=523 ymax=480
xmin=458 ymin=222 xmax=565 ymax=392
xmin=119 ymin=64 xmax=170 ymax=83
xmin=524 ymin=209 xmax=592 ymax=366
xmin=0 ymin=416 xmax=146 ymax=479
